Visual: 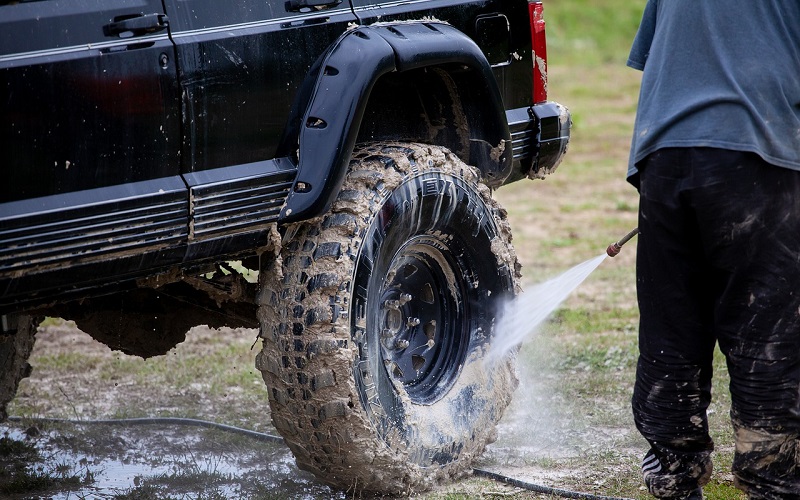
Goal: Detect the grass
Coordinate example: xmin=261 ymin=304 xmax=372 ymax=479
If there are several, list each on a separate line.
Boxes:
xmin=544 ymin=0 xmax=647 ymax=66
xmin=0 ymin=433 xmax=93 ymax=496
xmin=114 ymin=482 xmax=231 ymax=500
xmin=124 ymin=469 xmax=235 ymax=498
xmin=11 ymin=324 xmax=270 ymax=430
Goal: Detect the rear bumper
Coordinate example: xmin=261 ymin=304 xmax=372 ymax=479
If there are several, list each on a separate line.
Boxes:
xmin=506 ymin=101 xmax=571 ymax=182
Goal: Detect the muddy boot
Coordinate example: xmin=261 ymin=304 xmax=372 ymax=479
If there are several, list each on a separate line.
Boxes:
xmin=641 ymin=448 xmax=711 ymax=499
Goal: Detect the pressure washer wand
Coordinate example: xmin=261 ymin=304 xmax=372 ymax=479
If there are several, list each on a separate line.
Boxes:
xmin=606 ymin=228 xmax=640 ymax=257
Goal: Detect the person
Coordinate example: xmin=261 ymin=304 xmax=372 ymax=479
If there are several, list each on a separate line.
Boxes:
xmin=626 ymin=1 xmax=800 ymax=499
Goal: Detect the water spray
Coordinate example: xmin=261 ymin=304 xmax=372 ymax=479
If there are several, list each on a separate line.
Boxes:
xmin=488 ymin=227 xmax=642 ymax=365
xmin=606 ymin=228 xmax=639 ymax=257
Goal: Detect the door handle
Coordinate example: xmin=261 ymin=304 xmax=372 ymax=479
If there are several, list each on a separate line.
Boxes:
xmin=103 ymin=13 xmax=169 ymax=38
xmin=285 ymin=0 xmax=342 ymax=13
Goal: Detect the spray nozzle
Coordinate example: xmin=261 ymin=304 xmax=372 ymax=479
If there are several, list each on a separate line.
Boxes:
xmin=606 ymin=228 xmax=639 ymax=257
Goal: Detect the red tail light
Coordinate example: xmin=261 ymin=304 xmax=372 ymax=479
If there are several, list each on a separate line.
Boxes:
xmin=529 ymin=1 xmax=548 ymax=103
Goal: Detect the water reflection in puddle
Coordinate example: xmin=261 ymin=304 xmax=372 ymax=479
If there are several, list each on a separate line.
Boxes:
xmin=1 ymin=420 xmax=346 ymax=499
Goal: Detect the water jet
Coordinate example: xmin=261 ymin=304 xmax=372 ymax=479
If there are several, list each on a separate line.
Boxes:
xmin=487 ymin=228 xmax=639 ymax=365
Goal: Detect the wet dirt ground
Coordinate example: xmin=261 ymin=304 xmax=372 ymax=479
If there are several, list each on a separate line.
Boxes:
xmin=2 ymin=419 xmax=344 ymax=499
xmin=2 ymin=404 xmax=633 ymax=500
xmin=2 ymin=319 xmax=643 ymax=499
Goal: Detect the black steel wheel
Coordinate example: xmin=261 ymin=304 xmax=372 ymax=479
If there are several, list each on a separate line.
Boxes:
xmin=257 ymin=143 xmax=520 ymax=494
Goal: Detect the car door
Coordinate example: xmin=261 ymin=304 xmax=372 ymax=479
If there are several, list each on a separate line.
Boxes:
xmin=0 ymin=0 xmax=181 ymax=202
xmin=0 ymin=0 xmax=185 ymax=280
xmin=164 ymin=0 xmax=357 ymax=172
xmin=162 ymin=0 xmax=357 ymax=242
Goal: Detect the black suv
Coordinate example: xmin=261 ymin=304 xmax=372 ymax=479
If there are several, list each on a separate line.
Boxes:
xmin=0 ymin=0 xmax=570 ymax=494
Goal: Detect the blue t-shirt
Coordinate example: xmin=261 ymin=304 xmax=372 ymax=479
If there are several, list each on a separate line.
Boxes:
xmin=627 ymin=0 xmax=800 ymax=185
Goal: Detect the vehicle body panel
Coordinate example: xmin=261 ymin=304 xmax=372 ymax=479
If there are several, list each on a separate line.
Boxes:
xmin=0 ymin=0 xmax=180 ymax=203
xmin=0 ymin=0 xmax=569 ymax=315
xmin=164 ymin=0 xmax=356 ymax=173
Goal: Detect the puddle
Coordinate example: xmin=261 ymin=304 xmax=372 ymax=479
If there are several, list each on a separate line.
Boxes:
xmin=1 ymin=419 xmax=346 ymax=499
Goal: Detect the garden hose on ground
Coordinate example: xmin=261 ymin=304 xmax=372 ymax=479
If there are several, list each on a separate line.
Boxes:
xmin=6 ymin=415 xmax=633 ymax=500
xmin=472 ymin=468 xmax=632 ymax=500
xmin=9 ymin=415 xmax=283 ymax=443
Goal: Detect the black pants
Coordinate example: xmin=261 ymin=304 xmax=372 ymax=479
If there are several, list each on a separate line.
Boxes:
xmin=633 ymin=148 xmax=800 ymax=499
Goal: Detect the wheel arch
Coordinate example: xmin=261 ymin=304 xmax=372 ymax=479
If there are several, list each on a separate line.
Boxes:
xmin=279 ymin=22 xmax=512 ymax=223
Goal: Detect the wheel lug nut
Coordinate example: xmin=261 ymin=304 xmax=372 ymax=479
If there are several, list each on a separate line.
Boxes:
xmin=384 ymin=299 xmax=400 ymax=311
xmin=406 ymin=317 xmax=420 ymax=327
xmin=399 ymin=293 xmax=412 ymax=304
xmin=394 ymin=339 xmax=410 ymax=350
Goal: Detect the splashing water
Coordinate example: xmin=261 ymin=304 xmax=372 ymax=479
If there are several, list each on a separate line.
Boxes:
xmin=486 ymin=253 xmax=608 ymax=366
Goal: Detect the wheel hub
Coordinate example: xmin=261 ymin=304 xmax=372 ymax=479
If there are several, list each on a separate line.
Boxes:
xmin=376 ymin=241 xmax=465 ymax=404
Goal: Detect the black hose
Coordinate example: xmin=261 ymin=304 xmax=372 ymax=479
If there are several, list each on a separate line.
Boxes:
xmin=6 ymin=415 xmax=634 ymax=500
xmin=7 ymin=415 xmax=283 ymax=444
xmin=472 ymin=468 xmax=633 ymax=500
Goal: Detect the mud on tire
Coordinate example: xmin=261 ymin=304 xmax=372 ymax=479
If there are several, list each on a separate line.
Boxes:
xmin=256 ymin=143 xmax=521 ymax=494
xmin=0 ymin=315 xmax=40 ymax=421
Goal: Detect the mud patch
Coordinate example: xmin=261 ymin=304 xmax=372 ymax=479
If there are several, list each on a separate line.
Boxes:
xmin=3 ymin=318 xmax=647 ymax=498
xmin=0 ymin=419 xmax=344 ymax=499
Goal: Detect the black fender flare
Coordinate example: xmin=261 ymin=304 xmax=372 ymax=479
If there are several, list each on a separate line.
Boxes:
xmin=279 ymin=22 xmax=512 ymax=223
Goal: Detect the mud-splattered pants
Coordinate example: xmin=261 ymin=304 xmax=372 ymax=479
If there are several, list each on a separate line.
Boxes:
xmin=633 ymin=148 xmax=800 ymax=499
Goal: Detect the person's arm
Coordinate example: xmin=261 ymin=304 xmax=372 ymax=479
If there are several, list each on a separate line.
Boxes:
xmin=628 ymin=0 xmax=657 ymax=71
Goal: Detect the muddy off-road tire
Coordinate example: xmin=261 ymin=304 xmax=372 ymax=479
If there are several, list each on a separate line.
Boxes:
xmin=256 ymin=142 xmax=521 ymax=494
xmin=0 ymin=315 xmax=40 ymax=421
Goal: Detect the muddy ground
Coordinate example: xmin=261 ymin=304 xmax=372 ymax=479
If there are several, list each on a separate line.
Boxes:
xmin=2 ymin=317 xmax=646 ymax=499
